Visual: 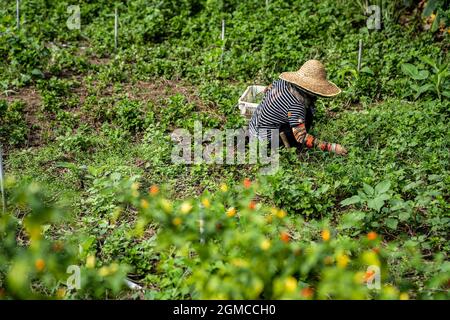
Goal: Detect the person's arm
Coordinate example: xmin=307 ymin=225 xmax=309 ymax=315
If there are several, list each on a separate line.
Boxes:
xmin=292 ymin=119 xmax=347 ymax=155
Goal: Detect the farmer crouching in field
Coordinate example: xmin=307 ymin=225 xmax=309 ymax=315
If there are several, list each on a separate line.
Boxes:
xmin=249 ymin=60 xmax=347 ymax=156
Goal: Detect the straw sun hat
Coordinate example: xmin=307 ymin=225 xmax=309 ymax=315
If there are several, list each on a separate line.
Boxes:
xmin=279 ymin=60 xmax=341 ymax=97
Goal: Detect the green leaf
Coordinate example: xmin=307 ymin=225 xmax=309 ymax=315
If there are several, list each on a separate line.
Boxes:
xmin=399 ymin=211 xmax=411 ymax=221
xmin=367 ymin=197 xmax=385 ymax=212
xmin=375 ymin=180 xmax=391 ymax=194
xmin=413 ymin=84 xmax=435 ymax=99
xmin=442 ymin=91 xmax=450 ymax=98
xmin=360 ymin=66 xmax=374 ymax=75
xmin=401 ymin=63 xmax=418 ymax=78
xmin=431 ymin=12 xmax=440 ymax=32
xmin=339 ymin=211 xmax=365 ymax=229
xmin=385 ymin=218 xmax=398 ymax=230
xmin=423 ymin=0 xmax=438 ymax=17
xmin=31 ymin=69 xmax=44 ymax=77
xmin=362 ymin=183 xmax=374 ymax=196
xmin=420 ymin=56 xmax=437 ymax=70
xmin=340 ymin=195 xmax=361 ymax=206
xmin=414 ymin=70 xmax=429 ymax=80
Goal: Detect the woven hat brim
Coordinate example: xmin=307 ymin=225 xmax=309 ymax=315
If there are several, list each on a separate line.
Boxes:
xmin=279 ymin=72 xmax=341 ymax=97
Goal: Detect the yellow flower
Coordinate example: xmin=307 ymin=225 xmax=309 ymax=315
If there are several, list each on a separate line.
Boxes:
xmin=98 ymin=266 xmax=110 ymax=277
xmin=56 ymin=288 xmax=66 ymax=299
xmin=160 ymin=199 xmax=173 ymax=213
xmin=131 ymin=183 xmax=140 ymax=197
xmin=180 ymin=201 xmax=193 ymax=214
xmin=172 ymin=217 xmax=182 ymax=226
xmin=321 ymin=229 xmax=331 ymax=241
xmin=28 ymin=226 xmax=42 ymax=242
xmin=140 ymin=199 xmax=149 ymax=209
xmin=231 ymin=258 xmax=248 ymax=267
xmin=362 ymin=251 xmax=380 ymax=266
xmin=284 ymin=277 xmax=297 ymax=293
xmin=260 ymin=239 xmax=271 ymax=251
xmin=220 ymin=183 xmax=228 ymax=192
xmin=86 ymin=255 xmax=96 ymax=269
xmin=109 ymin=263 xmax=119 ymax=273
xmin=276 ymin=209 xmax=287 ymax=218
xmin=429 ymin=13 xmax=436 ymax=22
xmin=201 ymin=198 xmax=211 ymax=208
xmin=226 ymin=207 xmax=236 ymax=217
xmin=399 ymin=292 xmax=409 ymax=300
xmin=337 ymin=253 xmax=350 ymax=268
xmin=131 ymin=182 xmax=140 ymax=191
xmin=353 ymin=271 xmax=365 ymax=284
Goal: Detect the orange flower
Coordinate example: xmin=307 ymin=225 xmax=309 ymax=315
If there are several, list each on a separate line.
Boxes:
xmin=248 ymin=201 xmax=256 ymax=210
xmin=35 ymin=259 xmax=45 ymax=272
xmin=243 ymin=178 xmax=252 ymax=188
xmin=321 ymin=229 xmax=331 ymax=241
xmin=367 ymin=231 xmax=377 ymax=241
xmin=301 ymin=287 xmax=314 ymax=299
xmin=280 ymin=232 xmax=290 ymax=243
xmin=364 ymin=270 xmax=376 ymax=283
xmin=149 ymin=185 xmax=159 ymax=195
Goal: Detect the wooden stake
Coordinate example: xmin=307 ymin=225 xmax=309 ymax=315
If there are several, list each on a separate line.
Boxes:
xmin=0 ymin=146 xmax=5 ymax=214
xmin=16 ymin=0 xmax=20 ymax=30
xmin=114 ymin=8 xmax=118 ymax=52
xmin=357 ymin=39 xmax=363 ymax=72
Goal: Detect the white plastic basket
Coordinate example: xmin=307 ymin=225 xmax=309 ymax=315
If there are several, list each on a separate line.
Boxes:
xmin=238 ymin=85 xmax=266 ymax=119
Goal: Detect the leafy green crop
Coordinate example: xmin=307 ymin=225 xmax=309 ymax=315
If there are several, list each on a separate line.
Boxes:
xmin=0 ymin=0 xmax=448 ymax=300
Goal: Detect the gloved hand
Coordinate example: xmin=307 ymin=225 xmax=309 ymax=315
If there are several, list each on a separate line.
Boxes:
xmin=333 ymin=144 xmax=348 ymax=156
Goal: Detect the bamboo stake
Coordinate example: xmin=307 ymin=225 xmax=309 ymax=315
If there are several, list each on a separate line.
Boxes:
xmin=357 ymin=39 xmax=363 ymax=72
xmin=114 ymin=8 xmax=118 ymax=52
xmin=220 ymin=19 xmax=225 ymax=66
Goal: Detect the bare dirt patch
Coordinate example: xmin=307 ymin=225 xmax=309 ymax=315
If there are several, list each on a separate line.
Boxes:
xmin=1 ymin=78 xmax=222 ymax=150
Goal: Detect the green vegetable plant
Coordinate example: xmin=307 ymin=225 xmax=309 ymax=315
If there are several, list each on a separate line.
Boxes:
xmin=401 ymin=57 xmax=449 ymax=100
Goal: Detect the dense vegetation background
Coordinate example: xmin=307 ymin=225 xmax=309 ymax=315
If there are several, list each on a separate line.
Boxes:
xmin=0 ymin=0 xmax=448 ymax=299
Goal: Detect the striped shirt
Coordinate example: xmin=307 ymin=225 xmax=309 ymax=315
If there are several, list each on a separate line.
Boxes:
xmin=249 ymin=79 xmax=312 ymax=141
